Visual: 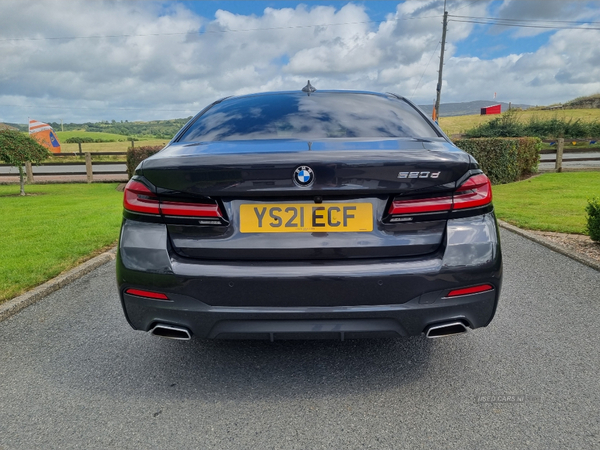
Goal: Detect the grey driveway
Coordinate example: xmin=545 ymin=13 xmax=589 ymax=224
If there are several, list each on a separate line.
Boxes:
xmin=1 ymin=230 xmax=599 ymax=450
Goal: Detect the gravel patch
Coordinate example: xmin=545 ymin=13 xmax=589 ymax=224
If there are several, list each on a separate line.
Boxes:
xmin=527 ymin=230 xmax=600 ymax=264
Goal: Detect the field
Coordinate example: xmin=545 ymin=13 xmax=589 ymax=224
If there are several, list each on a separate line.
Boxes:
xmin=55 ymin=131 xmax=128 ymax=142
xmin=0 ymin=183 xmax=123 ymax=303
xmin=58 ymin=138 xmax=169 ymax=154
xmin=439 ymin=108 xmax=600 ymax=137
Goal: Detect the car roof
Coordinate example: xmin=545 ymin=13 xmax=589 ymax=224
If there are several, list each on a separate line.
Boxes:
xmin=218 ymin=90 xmax=404 ymax=103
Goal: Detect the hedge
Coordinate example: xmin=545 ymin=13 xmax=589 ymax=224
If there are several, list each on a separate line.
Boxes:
xmin=126 ymin=145 xmax=163 ymax=178
xmin=65 ymin=137 xmax=115 ymax=144
xmin=453 ymin=137 xmax=541 ymax=184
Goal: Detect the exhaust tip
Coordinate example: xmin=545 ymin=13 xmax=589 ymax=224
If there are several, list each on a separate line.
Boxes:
xmin=425 ymin=321 xmax=469 ymax=339
xmin=149 ymin=324 xmax=192 ymax=340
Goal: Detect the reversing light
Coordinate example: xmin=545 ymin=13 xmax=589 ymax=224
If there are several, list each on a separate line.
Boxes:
xmin=446 ymin=284 xmax=493 ymax=297
xmin=125 ymin=288 xmax=169 ymax=300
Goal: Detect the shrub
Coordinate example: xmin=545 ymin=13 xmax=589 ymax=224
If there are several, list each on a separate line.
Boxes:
xmin=586 ymin=198 xmax=600 ymax=242
xmin=126 ymin=145 xmax=163 ymax=178
xmin=466 ymin=110 xmax=525 ymax=138
xmin=0 ymin=129 xmax=50 ymax=195
xmin=453 ymin=137 xmax=541 ymax=184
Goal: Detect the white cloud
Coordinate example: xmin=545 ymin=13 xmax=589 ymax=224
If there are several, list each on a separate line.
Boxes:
xmin=0 ymin=0 xmax=599 ymax=124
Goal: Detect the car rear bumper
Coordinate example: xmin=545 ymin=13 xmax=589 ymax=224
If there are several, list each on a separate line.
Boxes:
xmin=116 ymin=213 xmax=502 ymax=340
xmin=120 ymin=288 xmax=498 ymax=339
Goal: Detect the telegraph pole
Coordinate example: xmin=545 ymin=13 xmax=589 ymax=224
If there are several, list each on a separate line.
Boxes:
xmin=434 ymin=0 xmax=448 ymax=122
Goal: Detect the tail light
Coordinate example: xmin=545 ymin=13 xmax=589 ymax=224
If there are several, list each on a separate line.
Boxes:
xmin=123 ymin=180 xmax=160 ymax=214
xmin=123 ymin=179 xmax=224 ymax=221
xmin=388 ymin=173 xmax=492 ymax=218
xmin=160 ymin=201 xmax=221 ymax=218
xmin=389 ymin=196 xmax=452 ymax=216
xmin=452 ymin=173 xmax=492 ymax=210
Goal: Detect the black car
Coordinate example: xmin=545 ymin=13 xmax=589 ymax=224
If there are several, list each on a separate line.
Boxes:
xmin=116 ymin=85 xmax=502 ymax=341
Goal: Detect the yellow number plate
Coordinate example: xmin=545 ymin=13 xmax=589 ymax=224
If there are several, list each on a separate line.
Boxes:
xmin=240 ymin=203 xmax=373 ymax=233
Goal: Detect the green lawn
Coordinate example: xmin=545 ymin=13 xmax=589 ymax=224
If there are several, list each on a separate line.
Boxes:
xmin=0 ymin=183 xmax=123 ymax=303
xmin=492 ymin=172 xmax=600 ymax=234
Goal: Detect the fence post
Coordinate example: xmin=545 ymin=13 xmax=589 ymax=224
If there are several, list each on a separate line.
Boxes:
xmin=555 ymin=138 xmax=564 ymax=173
xmin=25 ymin=162 xmax=34 ymax=183
xmin=78 ymin=142 xmax=82 ymax=155
xmin=85 ymin=152 xmax=93 ymax=183
xmin=131 ymin=139 xmax=135 ymax=149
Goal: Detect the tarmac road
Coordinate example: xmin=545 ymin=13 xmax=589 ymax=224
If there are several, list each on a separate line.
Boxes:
xmin=1 ymin=230 xmax=599 ymax=450
xmin=0 ymin=163 xmax=126 ymax=175
xmin=539 ymin=151 xmax=600 ymax=170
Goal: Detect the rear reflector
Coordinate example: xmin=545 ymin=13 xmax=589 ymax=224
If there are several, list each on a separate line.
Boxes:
xmin=125 ymin=288 xmax=169 ymax=300
xmin=388 ymin=173 xmax=492 ymax=216
xmin=123 ymin=179 xmax=223 ymax=219
xmin=446 ymin=284 xmax=493 ymax=297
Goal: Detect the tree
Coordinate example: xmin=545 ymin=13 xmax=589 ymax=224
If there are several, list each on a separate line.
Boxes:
xmin=0 ymin=130 xmax=50 ymax=195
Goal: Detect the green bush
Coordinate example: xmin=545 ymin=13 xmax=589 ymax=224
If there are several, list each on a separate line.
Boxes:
xmin=0 ymin=129 xmax=50 ymax=195
xmin=126 ymin=145 xmax=163 ymax=178
xmin=466 ymin=110 xmax=525 ymax=138
xmin=453 ymin=137 xmax=541 ymax=184
xmin=585 ymin=197 xmax=600 ymax=242
xmin=65 ymin=136 xmax=115 ymax=144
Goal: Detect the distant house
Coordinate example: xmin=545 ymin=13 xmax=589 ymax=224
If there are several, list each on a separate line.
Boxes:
xmin=480 ymin=104 xmax=502 ymax=115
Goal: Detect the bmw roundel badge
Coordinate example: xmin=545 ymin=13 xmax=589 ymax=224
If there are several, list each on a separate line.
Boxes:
xmin=294 ymin=166 xmax=314 ymax=187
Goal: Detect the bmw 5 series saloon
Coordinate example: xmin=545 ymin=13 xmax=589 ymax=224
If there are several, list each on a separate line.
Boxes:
xmin=116 ymin=85 xmax=502 ymax=341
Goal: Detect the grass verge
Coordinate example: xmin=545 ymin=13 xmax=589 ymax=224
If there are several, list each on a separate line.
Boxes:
xmin=0 ymin=183 xmax=123 ymax=304
xmin=493 ymin=172 xmax=600 ymax=234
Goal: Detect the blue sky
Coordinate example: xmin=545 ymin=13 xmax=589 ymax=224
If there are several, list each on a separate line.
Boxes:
xmin=1 ymin=0 xmax=599 ymax=123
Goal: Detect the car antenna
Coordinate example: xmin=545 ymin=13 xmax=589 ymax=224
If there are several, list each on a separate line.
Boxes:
xmin=302 ymin=80 xmax=316 ymax=96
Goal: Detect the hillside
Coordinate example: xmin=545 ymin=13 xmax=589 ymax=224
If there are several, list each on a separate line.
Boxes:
xmin=1 ymin=118 xmax=192 ymax=138
xmin=564 ymin=94 xmax=600 ymax=109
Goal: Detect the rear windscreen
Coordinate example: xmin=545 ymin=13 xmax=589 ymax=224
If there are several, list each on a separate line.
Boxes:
xmin=178 ymin=92 xmax=440 ymax=141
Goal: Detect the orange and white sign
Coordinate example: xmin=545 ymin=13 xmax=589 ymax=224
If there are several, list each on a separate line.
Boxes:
xmin=29 ymin=118 xmax=61 ymax=153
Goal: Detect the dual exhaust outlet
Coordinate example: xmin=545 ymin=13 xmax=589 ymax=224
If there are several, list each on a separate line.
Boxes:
xmin=148 ymin=321 xmax=468 ymax=341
